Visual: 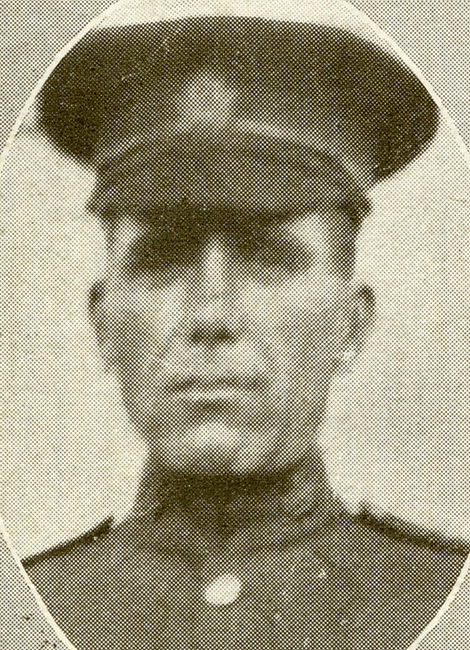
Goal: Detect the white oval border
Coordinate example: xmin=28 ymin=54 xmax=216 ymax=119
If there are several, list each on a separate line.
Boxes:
xmin=1 ymin=2 xmax=469 ymax=650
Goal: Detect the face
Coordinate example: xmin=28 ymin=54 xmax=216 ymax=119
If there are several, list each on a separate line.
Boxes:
xmin=92 ymin=204 xmax=371 ymax=476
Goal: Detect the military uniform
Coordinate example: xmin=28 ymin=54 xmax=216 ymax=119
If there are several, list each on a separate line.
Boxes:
xmin=23 ymin=12 xmax=469 ymax=650
xmin=24 ymin=461 xmax=467 ymax=650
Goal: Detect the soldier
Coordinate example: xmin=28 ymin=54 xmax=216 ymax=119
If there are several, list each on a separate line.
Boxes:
xmin=23 ymin=12 xmax=468 ymax=650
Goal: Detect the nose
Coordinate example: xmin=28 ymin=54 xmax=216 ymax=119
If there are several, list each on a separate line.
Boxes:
xmin=186 ymin=237 xmax=240 ymax=347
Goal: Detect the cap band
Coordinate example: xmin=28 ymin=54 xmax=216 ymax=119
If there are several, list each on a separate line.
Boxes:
xmin=88 ymin=126 xmax=369 ymax=220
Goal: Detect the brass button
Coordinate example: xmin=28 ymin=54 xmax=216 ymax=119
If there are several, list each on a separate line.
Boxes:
xmin=203 ymin=573 xmax=242 ymax=606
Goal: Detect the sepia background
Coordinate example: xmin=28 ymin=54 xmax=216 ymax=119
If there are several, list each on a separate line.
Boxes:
xmin=0 ymin=1 xmax=469 ymax=649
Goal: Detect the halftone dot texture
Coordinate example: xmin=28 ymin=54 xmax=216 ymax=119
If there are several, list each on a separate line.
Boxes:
xmin=23 ymin=462 xmax=469 ymax=650
xmin=1 ymin=3 xmax=470 ymax=650
xmin=38 ymin=16 xmax=438 ymax=194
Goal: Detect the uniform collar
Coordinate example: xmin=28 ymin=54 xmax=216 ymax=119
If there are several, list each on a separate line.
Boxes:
xmin=120 ymin=453 xmax=345 ymax=557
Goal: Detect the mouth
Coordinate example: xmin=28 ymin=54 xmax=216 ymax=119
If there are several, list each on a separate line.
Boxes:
xmin=167 ymin=376 xmax=263 ymax=404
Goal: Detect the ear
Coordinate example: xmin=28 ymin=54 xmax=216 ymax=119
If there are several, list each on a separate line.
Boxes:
xmin=88 ymin=280 xmax=115 ymax=372
xmin=338 ymin=284 xmax=375 ymax=370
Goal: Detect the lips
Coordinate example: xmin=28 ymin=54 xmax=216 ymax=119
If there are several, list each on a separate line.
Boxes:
xmin=167 ymin=375 xmax=264 ymax=402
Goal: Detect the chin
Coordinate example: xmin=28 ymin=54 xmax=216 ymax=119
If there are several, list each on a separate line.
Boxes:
xmin=154 ymin=422 xmax=276 ymax=476
xmin=154 ymin=422 xmax=243 ymax=475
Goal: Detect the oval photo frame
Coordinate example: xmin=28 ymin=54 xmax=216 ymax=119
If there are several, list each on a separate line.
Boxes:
xmin=1 ymin=1 xmax=469 ymax=650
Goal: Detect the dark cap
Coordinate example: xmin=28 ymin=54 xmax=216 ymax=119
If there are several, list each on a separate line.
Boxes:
xmin=38 ymin=16 xmax=439 ymax=218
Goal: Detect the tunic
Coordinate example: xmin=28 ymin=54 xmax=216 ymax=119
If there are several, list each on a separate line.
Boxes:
xmin=24 ymin=463 xmax=468 ymax=650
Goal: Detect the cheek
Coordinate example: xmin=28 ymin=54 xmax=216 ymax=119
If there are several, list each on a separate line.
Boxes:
xmin=101 ymin=280 xmax=185 ymax=360
xmin=241 ymin=273 xmax=348 ymax=350
xmin=241 ymin=274 xmax=348 ymax=404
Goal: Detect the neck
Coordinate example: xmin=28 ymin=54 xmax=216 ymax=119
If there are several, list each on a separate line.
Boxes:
xmin=133 ymin=449 xmax=330 ymax=534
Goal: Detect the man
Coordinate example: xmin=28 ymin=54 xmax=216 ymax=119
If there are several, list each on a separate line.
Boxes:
xmin=24 ymin=13 xmax=468 ymax=650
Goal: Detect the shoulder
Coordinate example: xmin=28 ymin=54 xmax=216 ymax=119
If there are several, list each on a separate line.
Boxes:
xmin=324 ymin=506 xmax=469 ymax=603
xmin=312 ymin=506 xmax=469 ymax=599
xmin=334 ymin=506 xmax=470 ymax=575
xmin=23 ymin=517 xmax=114 ymax=570
xmin=307 ymin=507 xmax=469 ymax=648
xmin=21 ymin=511 xmax=163 ymax=595
xmin=294 ymin=501 xmax=469 ymax=634
xmin=21 ymin=515 xmax=150 ymax=619
xmin=20 ymin=513 xmax=167 ymax=645
xmin=321 ymin=505 xmax=470 ymax=559
xmin=355 ymin=507 xmax=470 ymax=556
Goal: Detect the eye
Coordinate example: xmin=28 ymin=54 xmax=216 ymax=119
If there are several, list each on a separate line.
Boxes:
xmin=234 ymin=227 xmax=312 ymax=277
xmin=126 ymin=226 xmax=200 ymax=278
